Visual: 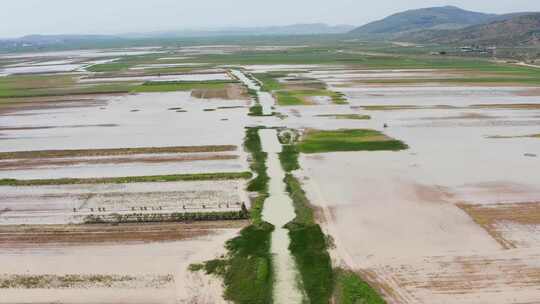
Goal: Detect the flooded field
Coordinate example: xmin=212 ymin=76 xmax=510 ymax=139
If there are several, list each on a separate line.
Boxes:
xmin=0 ymin=179 xmax=248 ymax=225
xmin=1 ymin=44 xmax=539 ymax=303
xmin=0 ymin=47 xmax=255 ymax=303
xmin=290 ymin=68 xmax=540 ymax=303
xmin=80 ymin=72 xmax=231 ymax=83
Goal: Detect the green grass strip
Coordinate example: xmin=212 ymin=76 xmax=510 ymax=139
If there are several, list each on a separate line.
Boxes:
xmin=334 ymin=269 xmax=387 ymax=304
xmin=279 ymin=132 xmax=386 ymax=304
xmin=297 ymin=129 xmax=408 ymax=154
xmin=0 ymin=145 xmax=237 ymax=160
xmin=287 ymin=222 xmax=334 ymax=304
xmin=315 ymin=114 xmax=371 ymax=120
xmin=284 ymin=173 xmax=332 ymax=304
xmin=131 ymin=80 xmax=236 ymax=93
xmin=0 ymin=172 xmax=252 ymax=186
xmin=192 ymin=222 xmax=274 ymax=304
xmin=279 ymin=145 xmax=300 ymax=172
xmin=244 ymin=127 xmax=270 ymax=224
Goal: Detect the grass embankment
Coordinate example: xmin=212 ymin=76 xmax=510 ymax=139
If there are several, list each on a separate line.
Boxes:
xmin=244 ymin=127 xmax=270 ymax=223
xmin=246 ymin=87 xmax=264 ymax=116
xmin=280 ymin=132 xmax=387 ymax=304
xmin=253 ymin=72 xmax=347 ymax=105
xmin=279 ymin=145 xmax=300 ymax=172
xmin=279 ymin=142 xmax=332 ymax=304
xmin=191 ymin=223 xmax=274 ymax=304
xmin=488 ymin=133 xmax=540 ymax=139
xmin=191 ymin=127 xmax=274 ymax=304
xmin=131 ymin=80 xmax=237 ymax=93
xmin=0 ymin=172 xmax=252 ymax=186
xmin=85 ymin=210 xmax=249 ymax=224
xmin=0 ymin=145 xmax=237 ymax=160
xmin=297 ymin=129 xmax=408 ymax=153
xmin=315 ymin=114 xmax=371 ymax=120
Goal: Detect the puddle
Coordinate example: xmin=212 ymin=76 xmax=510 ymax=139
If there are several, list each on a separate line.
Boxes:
xmin=259 ymin=129 xmax=304 ymax=303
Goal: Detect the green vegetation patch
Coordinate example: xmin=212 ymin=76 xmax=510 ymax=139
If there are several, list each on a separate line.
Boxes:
xmin=283 ymin=173 xmax=332 ymax=303
xmin=275 ymin=88 xmax=347 ymax=106
xmin=248 ymin=104 xmax=264 ymax=116
xmin=192 ymin=223 xmax=274 ymax=304
xmin=0 ymin=172 xmax=252 ymax=186
xmin=287 ymin=222 xmax=333 ymax=304
xmin=487 ymin=133 xmax=540 ymax=139
xmin=0 ymin=145 xmax=237 ymax=160
xmin=297 ymin=129 xmax=408 ymax=153
xmin=131 ymin=80 xmax=236 ymax=93
xmin=279 ymin=145 xmax=300 ymax=173
xmin=280 ymin=129 xmax=387 ymax=304
xmin=87 ymin=62 xmax=132 ymax=73
xmin=253 ymin=72 xmax=347 ymax=105
xmin=334 ymin=269 xmax=387 ymax=304
xmin=85 ymin=210 xmax=249 ymax=224
xmin=315 ymin=114 xmax=371 ymax=120
xmin=244 ymin=127 xmax=270 ymax=223
xmin=279 ymin=145 xmax=332 ymax=303
xmin=0 ymin=74 xmax=136 ymax=98
xmin=191 ymin=127 xmax=275 ymax=304
xmin=275 ymin=90 xmax=305 ymax=105
xmin=253 ymin=72 xmax=285 ymax=91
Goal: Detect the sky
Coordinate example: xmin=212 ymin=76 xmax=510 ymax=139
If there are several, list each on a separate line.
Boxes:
xmin=1 ymin=0 xmax=539 ymax=38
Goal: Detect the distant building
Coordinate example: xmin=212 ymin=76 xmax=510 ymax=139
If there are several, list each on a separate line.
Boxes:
xmin=460 ymin=45 xmax=496 ymax=55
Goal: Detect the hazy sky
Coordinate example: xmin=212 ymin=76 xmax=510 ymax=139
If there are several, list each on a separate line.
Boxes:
xmin=2 ymin=0 xmax=539 ymax=38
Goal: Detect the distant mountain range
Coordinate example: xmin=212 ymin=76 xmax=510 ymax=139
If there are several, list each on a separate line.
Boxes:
xmin=125 ymin=23 xmax=355 ymax=38
xmin=1 ymin=8 xmax=539 ymax=52
xmin=0 ymin=23 xmax=357 ymax=52
xmin=0 ymin=23 xmax=354 ymax=44
xmin=350 ymin=6 xmax=497 ymax=35
xmin=401 ymin=13 xmax=540 ymax=46
xmin=349 ymin=6 xmax=540 ymax=46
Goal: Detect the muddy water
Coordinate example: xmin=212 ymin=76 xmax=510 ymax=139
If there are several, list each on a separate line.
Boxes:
xmin=80 ymin=73 xmax=231 ymax=83
xmin=230 ymin=70 xmax=274 ymax=115
xmin=259 ymin=129 xmax=304 ymax=303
